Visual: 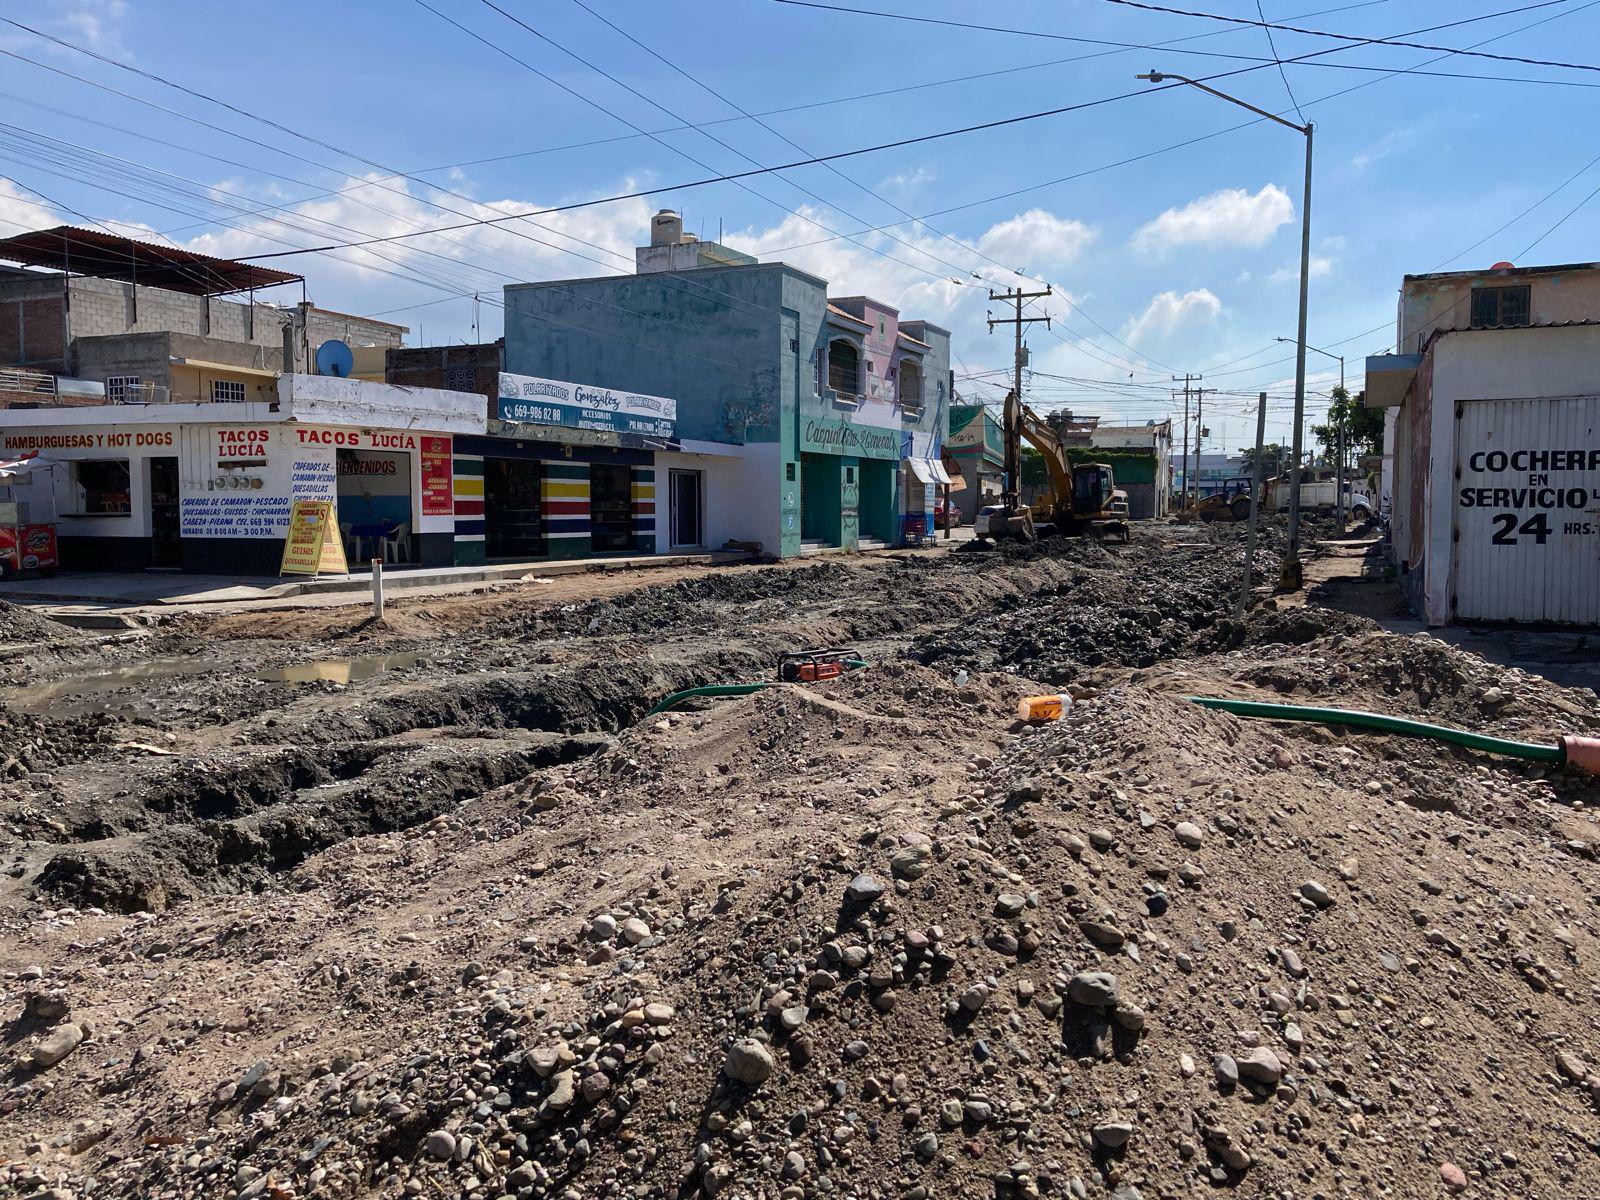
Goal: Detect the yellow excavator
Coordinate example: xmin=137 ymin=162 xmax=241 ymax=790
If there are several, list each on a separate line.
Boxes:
xmin=995 ymin=390 xmax=1130 ymax=541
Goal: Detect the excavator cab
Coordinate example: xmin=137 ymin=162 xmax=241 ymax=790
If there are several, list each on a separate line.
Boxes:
xmin=1071 ymin=463 xmax=1116 ymax=516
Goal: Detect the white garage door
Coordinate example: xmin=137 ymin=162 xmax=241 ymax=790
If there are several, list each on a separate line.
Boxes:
xmin=1452 ymin=397 xmax=1600 ymax=623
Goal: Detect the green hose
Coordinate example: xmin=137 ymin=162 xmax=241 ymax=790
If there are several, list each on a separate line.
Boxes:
xmin=647 ymin=659 xmax=872 ymax=716
xmin=648 ymin=683 xmax=771 ymax=716
xmin=1186 ymin=696 xmax=1565 ymax=764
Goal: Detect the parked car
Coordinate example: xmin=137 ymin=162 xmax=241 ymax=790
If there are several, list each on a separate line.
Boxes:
xmin=973 ymin=503 xmax=1005 ymax=541
xmin=933 ymin=498 xmax=960 ymax=529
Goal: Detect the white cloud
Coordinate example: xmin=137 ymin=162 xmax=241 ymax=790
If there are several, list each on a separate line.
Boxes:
xmin=1131 ymin=185 xmax=1293 ymax=255
xmin=57 ymin=0 xmax=130 ymax=50
xmin=879 ymin=167 xmax=934 ymax=192
xmin=1 ymin=157 xmax=1105 ymax=372
xmin=973 ymin=209 xmax=1094 ymax=276
xmin=1122 ymin=289 xmax=1222 ymax=346
xmin=0 ymin=178 xmax=61 ymax=234
xmin=1 ymin=2 xmax=130 ymax=62
xmin=1268 ymin=255 xmax=1333 ymax=284
xmin=1351 ymin=128 xmax=1415 ymax=171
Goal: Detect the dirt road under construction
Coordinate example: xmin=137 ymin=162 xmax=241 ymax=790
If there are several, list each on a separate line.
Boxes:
xmin=4 ymin=524 xmax=1600 ymax=1200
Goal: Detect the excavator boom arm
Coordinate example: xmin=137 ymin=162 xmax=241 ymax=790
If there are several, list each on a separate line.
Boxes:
xmin=1015 ymin=403 xmax=1077 ymax=506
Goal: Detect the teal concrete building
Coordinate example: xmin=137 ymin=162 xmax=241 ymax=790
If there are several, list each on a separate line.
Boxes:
xmin=501 ymin=214 xmax=950 ymax=557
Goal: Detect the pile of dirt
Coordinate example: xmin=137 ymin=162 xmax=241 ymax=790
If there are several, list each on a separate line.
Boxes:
xmin=913 ymin=531 xmax=1275 ymax=680
xmin=0 ymin=601 xmax=83 ymax=647
xmin=7 ymin=632 xmax=1600 ymax=1200
xmin=7 ymin=535 xmax=1600 ymax=1200
xmin=1238 ymin=602 xmax=1381 ymax=646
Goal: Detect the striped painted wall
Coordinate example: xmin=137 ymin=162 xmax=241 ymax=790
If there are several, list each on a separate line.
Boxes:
xmin=453 ymin=452 xmax=486 ymax=566
xmin=542 ymin=461 xmax=590 ymax=559
xmin=631 ymin=467 xmax=656 ymax=554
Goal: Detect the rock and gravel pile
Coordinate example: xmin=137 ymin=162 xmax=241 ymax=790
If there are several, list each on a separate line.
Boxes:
xmin=4 ymin=530 xmax=1600 ymax=1200
xmin=0 ymin=601 xmax=83 ymax=648
xmin=916 ymin=528 xmax=1279 ymax=679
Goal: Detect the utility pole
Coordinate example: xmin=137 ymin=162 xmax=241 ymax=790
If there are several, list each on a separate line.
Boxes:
xmin=1237 ymin=391 xmax=1268 ymax=616
xmin=1192 ymin=385 xmax=1210 ymax=507
xmin=1174 ymin=374 xmax=1193 ymax=507
xmin=988 ymin=286 xmax=1052 ymax=519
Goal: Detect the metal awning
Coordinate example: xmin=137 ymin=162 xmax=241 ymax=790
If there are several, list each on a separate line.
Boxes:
xmin=906 ymin=457 xmax=951 ymax=485
xmin=1364 ymin=352 xmax=1422 ymax=407
xmin=0 ymin=226 xmax=302 ymax=296
xmin=169 ymin=357 xmax=279 ymax=379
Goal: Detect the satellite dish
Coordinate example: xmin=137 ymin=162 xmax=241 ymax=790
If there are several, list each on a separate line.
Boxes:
xmin=1490 ymin=261 xmax=1515 ymax=271
xmin=315 ymin=339 xmax=354 ymax=377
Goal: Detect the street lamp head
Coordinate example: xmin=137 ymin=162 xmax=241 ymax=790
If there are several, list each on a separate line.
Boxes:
xmin=1136 ymin=71 xmax=1166 ymax=82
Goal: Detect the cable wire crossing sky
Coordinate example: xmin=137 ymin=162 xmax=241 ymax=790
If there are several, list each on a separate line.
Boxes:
xmin=1 ymin=0 xmax=1598 ymax=449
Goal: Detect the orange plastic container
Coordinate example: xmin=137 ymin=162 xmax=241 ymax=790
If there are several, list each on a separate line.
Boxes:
xmin=1016 ymin=693 xmax=1073 ymax=722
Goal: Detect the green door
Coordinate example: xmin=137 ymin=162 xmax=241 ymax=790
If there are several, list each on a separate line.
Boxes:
xmin=801 ymin=453 xmax=843 ymax=545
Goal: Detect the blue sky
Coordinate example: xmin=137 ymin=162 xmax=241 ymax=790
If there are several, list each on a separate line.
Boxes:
xmin=2 ymin=0 xmax=1598 ymax=451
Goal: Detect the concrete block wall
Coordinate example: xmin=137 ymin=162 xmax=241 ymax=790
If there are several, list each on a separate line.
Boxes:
xmin=303 ymin=308 xmax=407 ymax=353
xmin=65 ymin=277 xmax=285 ymax=348
xmin=0 ymin=286 xmax=67 ymax=371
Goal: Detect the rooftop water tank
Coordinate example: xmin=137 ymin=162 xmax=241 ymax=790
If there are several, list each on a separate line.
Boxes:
xmin=651 ymin=209 xmax=684 ymax=247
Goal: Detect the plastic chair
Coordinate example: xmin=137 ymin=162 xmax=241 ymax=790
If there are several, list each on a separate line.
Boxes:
xmin=340 ymin=523 xmax=358 ymax=561
xmin=383 ymin=522 xmax=411 ymax=564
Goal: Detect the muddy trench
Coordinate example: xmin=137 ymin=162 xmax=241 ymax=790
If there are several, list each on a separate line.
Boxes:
xmin=2 ymin=529 xmax=1289 ymax=915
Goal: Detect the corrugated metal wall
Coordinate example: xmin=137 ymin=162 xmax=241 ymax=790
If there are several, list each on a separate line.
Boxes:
xmin=1451 ymin=397 xmax=1600 ymax=623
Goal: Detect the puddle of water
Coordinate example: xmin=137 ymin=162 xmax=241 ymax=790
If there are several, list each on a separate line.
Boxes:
xmin=2 ymin=659 xmax=222 ymax=715
xmin=260 ymin=652 xmax=422 ymax=686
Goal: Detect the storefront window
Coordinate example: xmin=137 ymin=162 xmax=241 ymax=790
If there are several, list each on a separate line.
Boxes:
xmin=73 ymin=459 xmax=131 ymax=515
xmin=590 ymin=464 xmax=634 ymax=552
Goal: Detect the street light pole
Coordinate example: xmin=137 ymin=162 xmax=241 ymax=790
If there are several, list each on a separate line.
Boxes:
xmin=1280 ymin=339 xmax=1344 ymax=524
xmin=1140 ymin=71 xmax=1312 ymax=588
xmin=1277 ymin=337 xmax=1346 ymax=528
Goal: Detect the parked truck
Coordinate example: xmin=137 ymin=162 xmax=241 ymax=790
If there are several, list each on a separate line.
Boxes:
xmin=1183 ymin=475 xmax=1375 ymax=523
xmin=1272 ymin=478 xmax=1375 ymax=520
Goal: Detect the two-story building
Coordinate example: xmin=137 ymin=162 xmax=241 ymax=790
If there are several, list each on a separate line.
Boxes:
xmin=1366 ymin=260 xmax=1600 ymax=625
xmin=496 ymin=211 xmax=951 ymax=559
xmin=946 ymin=402 xmax=1004 ymax=523
xmin=1089 ymin=419 xmax=1174 ymax=519
xmin=0 ymin=227 xmax=406 ymax=410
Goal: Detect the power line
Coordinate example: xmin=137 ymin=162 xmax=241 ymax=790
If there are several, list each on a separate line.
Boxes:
xmin=1257 ymin=0 xmax=1308 ymax=122
xmin=0 ymin=25 xmax=794 ymax=329
xmin=440 ymin=0 xmax=1002 ymax=293
xmin=563 ymin=0 xmax=1173 ymax=379
xmin=752 ymin=0 xmax=1596 ymax=263
xmin=1429 ymin=150 xmax=1600 ymax=271
xmin=1095 ymin=0 xmax=1600 ymax=74
xmin=224 ymin=84 xmax=1230 ymax=262
xmin=1515 ymin=178 xmax=1600 ymax=257
xmin=228 ymin=0 xmax=1561 ymax=269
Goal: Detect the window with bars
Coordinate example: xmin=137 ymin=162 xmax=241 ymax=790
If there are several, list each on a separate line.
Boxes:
xmin=106 ymin=375 xmax=142 ymax=403
xmin=211 ymin=379 xmax=247 ymax=403
xmin=1470 ymin=284 xmax=1531 ymax=329
xmin=827 ymin=339 xmax=861 ymax=400
xmin=898 ymin=359 xmax=924 ymax=409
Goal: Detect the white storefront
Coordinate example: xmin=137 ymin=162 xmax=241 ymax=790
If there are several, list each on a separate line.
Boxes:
xmin=1367 ymin=323 xmax=1600 ymax=625
xmin=0 ymin=373 xmax=483 ymax=573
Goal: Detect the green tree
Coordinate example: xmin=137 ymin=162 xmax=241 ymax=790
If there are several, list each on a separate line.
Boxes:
xmin=1312 ymin=387 xmax=1384 ymax=470
xmin=1238 ymin=442 xmax=1288 ymax=478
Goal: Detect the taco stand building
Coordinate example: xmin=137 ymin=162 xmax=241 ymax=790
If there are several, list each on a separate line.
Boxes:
xmin=0 ymin=374 xmax=484 ymax=575
xmin=0 ymin=219 xmax=950 ymax=575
